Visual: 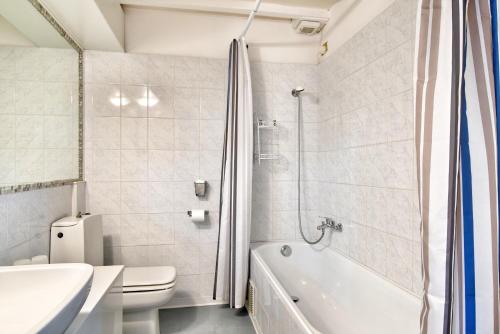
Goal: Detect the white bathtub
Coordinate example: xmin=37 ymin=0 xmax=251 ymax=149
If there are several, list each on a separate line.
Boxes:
xmin=249 ymin=242 xmax=420 ymax=334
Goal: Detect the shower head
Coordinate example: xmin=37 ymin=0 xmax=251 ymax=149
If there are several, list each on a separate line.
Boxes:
xmin=291 ymin=86 xmax=305 ymax=97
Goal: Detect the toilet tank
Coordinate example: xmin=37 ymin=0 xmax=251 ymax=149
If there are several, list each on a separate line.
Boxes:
xmin=50 ymin=214 xmax=103 ymax=266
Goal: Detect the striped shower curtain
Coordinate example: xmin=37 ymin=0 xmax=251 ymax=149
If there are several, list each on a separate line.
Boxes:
xmin=415 ymin=0 xmax=500 ymax=333
xmin=213 ymin=38 xmax=253 ymax=308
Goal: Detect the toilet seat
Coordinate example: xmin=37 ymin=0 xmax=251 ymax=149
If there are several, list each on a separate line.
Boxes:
xmin=123 ymin=266 xmax=176 ymax=287
xmin=123 ymin=282 xmax=175 ymax=293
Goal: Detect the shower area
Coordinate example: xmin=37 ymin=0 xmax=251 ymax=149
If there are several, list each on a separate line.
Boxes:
xmin=248 ymin=0 xmax=419 ymax=331
xmin=250 ymin=0 xmax=418 ymax=292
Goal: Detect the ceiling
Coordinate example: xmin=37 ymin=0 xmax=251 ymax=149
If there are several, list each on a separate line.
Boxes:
xmin=241 ymin=0 xmax=339 ymax=10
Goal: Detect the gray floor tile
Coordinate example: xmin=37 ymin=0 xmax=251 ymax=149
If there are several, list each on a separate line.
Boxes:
xmin=160 ymin=305 xmax=256 ymax=334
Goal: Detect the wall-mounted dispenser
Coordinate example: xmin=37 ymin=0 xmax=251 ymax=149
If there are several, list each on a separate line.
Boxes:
xmin=194 ymin=180 xmax=207 ymax=197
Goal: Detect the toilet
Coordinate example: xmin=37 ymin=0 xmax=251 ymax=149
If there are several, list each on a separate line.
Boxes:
xmin=121 ymin=266 xmax=176 ymax=334
xmin=50 ymin=214 xmax=176 ymax=334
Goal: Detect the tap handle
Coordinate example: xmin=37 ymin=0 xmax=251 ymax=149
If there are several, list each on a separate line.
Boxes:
xmin=318 ymin=216 xmax=333 ymax=223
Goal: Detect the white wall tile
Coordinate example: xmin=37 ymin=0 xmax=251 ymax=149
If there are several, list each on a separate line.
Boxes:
xmin=15 ymin=115 xmax=44 ymax=148
xmin=0 ymin=80 xmax=15 ymax=114
xmin=0 ymin=115 xmax=15 ymax=149
xmin=44 ymin=83 xmax=77 ymax=116
xmin=199 ymin=150 xmax=222 ymax=180
xmin=148 ymin=118 xmax=174 ymax=150
xmin=200 ymin=88 xmax=226 ymax=120
xmin=200 ymin=120 xmax=224 ymax=150
xmin=121 ymin=85 xmax=148 ymax=117
xmin=174 ymin=150 xmax=199 ymax=181
xmin=92 ymin=149 xmax=121 ymax=181
xmin=148 ymin=55 xmax=175 ymax=87
xmin=88 ymin=182 xmax=121 ymax=214
xmin=148 ymin=150 xmax=174 ymax=181
xmin=121 ymin=245 xmax=148 ymax=266
xmin=174 ymin=213 xmax=199 ymax=243
xmin=148 ymin=86 xmax=174 ymax=118
xmin=44 ymin=116 xmax=75 ymax=149
xmin=15 ymin=149 xmax=44 ymax=183
xmin=121 ymin=149 xmax=148 ymax=181
xmin=85 ymin=84 xmax=121 ymax=117
xmin=92 ymin=117 xmax=121 ymax=149
xmin=148 ymin=181 xmax=174 ymax=213
xmin=148 ymin=213 xmax=174 ymax=245
xmin=121 ymin=213 xmax=149 ymax=246
xmin=121 ymin=117 xmax=147 ymax=149
xmin=85 ymin=51 xmax=122 ymax=84
xmin=174 ymin=87 xmax=199 ymax=119
xmin=148 ymin=244 xmax=175 ymax=266
xmin=174 ymin=57 xmax=200 ymax=88
xmin=174 ymin=243 xmax=199 ymax=275
xmin=174 ymin=120 xmax=199 ymax=150
xmin=121 ymin=54 xmax=149 ymax=85
xmin=44 ymin=149 xmax=76 ymax=180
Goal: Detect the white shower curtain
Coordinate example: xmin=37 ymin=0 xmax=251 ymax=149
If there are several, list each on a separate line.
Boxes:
xmin=415 ymin=0 xmax=500 ymax=333
xmin=213 ymin=38 xmax=253 ymax=308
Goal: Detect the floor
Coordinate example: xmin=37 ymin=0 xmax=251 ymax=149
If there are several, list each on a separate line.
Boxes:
xmin=159 ymin=305 xmax=256 ymax=334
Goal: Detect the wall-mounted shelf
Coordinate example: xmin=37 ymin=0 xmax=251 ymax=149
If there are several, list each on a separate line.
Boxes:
xmin=258 ymin=119 xmax=277 ymax=128
xmin=256 ymin=119 xmax=278 ymax=164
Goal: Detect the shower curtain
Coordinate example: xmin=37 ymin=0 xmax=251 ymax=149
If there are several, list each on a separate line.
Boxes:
xmin=415 ymin=0 xmax=500 ymax=333
xmin=213 ymin=38 xmax=253 ymax=308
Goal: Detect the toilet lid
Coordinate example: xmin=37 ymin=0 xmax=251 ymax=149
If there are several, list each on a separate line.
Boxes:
xmin=123 ymin=266 xmax=176 ymax=287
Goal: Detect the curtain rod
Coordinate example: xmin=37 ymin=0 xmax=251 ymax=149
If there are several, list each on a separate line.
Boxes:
xmin=238 ymin=0 xmax=263 ymax=39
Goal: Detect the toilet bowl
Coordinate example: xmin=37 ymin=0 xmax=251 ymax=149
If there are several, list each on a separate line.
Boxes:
xmin=122 ymin=266 xmax=176 ymax=334
xmin=49 ymin=215 xmax=177 ymax=334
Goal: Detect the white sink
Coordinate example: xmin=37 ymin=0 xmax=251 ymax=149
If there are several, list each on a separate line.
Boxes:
xmin=0 ymin=263 xmax=93 ymax=334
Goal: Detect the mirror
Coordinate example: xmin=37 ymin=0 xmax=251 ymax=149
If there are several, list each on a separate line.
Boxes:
xmin=0 ymin=0 xmax=82 ymax=193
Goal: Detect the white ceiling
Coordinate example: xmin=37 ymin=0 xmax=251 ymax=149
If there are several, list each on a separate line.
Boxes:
xmin=241 ymin=0 xmax=339 ymax=10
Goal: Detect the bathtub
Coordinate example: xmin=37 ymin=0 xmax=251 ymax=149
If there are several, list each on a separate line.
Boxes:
xmin=249 ymin=242 xmax=420 ymax=334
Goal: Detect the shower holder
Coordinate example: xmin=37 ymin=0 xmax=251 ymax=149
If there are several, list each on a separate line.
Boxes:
xmin=256 ymin=118 xmax=278 ymax=164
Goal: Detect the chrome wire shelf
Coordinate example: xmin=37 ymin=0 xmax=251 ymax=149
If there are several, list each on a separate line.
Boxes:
xmin=258 ymin=119 xmax=277 ymax=128
xmin=256 ymin=119 xmax=278 ymax=164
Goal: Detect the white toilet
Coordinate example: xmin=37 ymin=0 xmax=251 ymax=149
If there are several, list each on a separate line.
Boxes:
xmin=121 ymin=266 xmax=176 ymax=334
xmin=50 ymin=214 xmax=176 ymax=334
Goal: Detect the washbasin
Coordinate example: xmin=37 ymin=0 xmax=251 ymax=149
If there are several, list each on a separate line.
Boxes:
xmin=0 ymin=263 xmax=93 ymax=334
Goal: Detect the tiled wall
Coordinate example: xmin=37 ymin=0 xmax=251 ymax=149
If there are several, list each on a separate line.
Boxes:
xmin=0 ymin=185 xmax=73 ymax=265
xmin=84 ymin=50 xmax=319 ymax=306
xmin=84 ymin=51 xmax=227 ymax=306
xmin=250 ymin=62 xmax=320 ymax=242
xmin=317 ymin=0 xmax=421 ymax=294
xmin=0 ymin=46 xmax=79 ymax=186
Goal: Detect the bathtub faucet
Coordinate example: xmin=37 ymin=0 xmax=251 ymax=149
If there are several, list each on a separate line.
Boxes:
xmin=317 ymin=216 xmax=343 ymax=232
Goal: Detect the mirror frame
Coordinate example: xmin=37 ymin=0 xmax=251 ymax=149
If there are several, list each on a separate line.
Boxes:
xmin=0 ymin=0 xmax=83 ymax=195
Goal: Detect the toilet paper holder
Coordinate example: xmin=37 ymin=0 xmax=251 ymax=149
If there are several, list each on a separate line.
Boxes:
xmin=187 ymin=210 xmax=209 ymax=217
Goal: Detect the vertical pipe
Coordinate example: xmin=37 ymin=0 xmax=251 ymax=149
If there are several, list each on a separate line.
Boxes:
xmin=238 ymin=0 xmax=263 ymax=39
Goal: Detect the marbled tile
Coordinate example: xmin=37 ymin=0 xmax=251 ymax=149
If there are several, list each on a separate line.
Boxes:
xmin=148 ymin=54 xmax=175 ymax=87
xmin=148 ymin=118 xmax=174 ymax=150
xmin=121 ymin=117 xmax=147 ymax=149
xmin=121 ymin=85 xmax=148 ymax=118
xmin=148 ymin=86 xmax=175 ymax=118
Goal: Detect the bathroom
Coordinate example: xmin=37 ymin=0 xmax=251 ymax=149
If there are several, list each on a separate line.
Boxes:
xmin=0 ymin=0 xmax=498 ymax=333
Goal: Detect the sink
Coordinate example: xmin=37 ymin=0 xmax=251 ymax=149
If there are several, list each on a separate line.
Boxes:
xmin=0 ymin=263 xmax=93 ymax=334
